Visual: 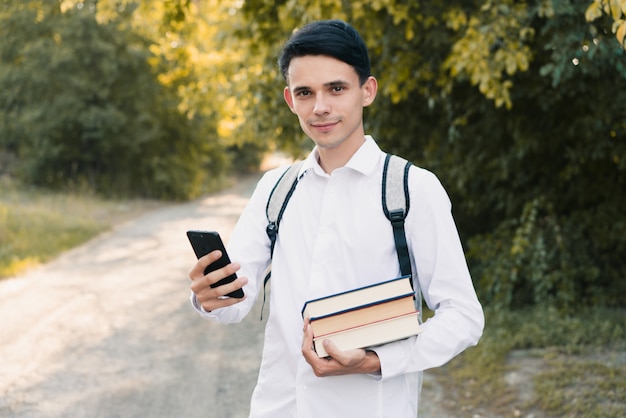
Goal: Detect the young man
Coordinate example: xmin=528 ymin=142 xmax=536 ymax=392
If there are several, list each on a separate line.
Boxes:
xmin=189 ymin=20 xmax=484 ymax=417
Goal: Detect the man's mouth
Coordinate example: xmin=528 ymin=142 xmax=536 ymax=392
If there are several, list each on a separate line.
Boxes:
xmin=310 ymin=120 xmax=339 ymax=132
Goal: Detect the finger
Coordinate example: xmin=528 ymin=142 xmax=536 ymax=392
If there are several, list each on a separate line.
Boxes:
xmin=324 ymin=342 xmax=366 ymax=368
xmin=200 ymin=293 xmax=247 ymax=312
xmin=188 ymin=250 xmax=223 ymax=280
xmin=190 ymin=260 xmax=240 ymax=294
xmin=301 ymin=322 xmax=319 ymax=361
xmin=208 ymin=261 xmax=241 ymax=283
xmin=213 ymin=275 xmax=248 ymax=298
xmin=194 ymin=274 xmax=247 ymax=302
xmin=301 ymin=321 xmax=313 ymax=351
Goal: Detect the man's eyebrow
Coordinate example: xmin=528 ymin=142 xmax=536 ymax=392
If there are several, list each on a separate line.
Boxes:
xmin=291 ymin=80 xmax=350 ymax=94
xmin=292 ymin=86 xmax=311 ymax=94
xmin=325 ymin=80 xmax=349 ymax=87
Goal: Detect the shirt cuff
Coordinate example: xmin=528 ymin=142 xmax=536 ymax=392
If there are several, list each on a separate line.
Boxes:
xmin=190 ymin=292 xmax=215 ymax=318
xmin=370 ymin=335 xmax=418 ymax=381
xmin=365 ymin=349 xmax=382 ymax=380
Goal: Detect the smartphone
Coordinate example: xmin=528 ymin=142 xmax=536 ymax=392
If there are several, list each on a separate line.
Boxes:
xmin=186 ymin=230 xmax=244 ymax=298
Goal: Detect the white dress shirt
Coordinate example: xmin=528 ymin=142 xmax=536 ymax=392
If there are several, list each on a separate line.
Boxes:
xmin=192 ymin=136 xmax=484 ymax=418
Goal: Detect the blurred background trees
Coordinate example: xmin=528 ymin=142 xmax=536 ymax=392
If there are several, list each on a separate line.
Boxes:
xmin=1 ymin=0 xmax=624 ymax=311
xmin=0 ymin=0 xmax=238 ymax=199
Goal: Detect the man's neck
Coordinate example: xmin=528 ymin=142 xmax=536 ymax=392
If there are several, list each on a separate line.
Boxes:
xmin=317 ymin=135 xmax=366 ymax=174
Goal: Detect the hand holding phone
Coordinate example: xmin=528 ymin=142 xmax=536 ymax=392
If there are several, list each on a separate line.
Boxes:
xmin=187 ymin=230 xmax=245 ymax=298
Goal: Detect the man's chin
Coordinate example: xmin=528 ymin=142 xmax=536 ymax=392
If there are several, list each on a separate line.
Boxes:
xmin=312 ymin=137 xmax=344 ymax=150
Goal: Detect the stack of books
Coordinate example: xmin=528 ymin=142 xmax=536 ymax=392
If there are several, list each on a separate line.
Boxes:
xmin=302 ymin=275 xmax=422 ymax=358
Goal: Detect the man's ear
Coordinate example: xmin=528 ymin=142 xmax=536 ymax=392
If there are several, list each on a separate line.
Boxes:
xmin=284 ymin=86 xmax=296 ymax=113
xmin=362 ymin=76 xmax=378 ymax=107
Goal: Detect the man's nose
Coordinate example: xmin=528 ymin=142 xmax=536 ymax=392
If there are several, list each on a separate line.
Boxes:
xmin=313 ymin=95 xmax=330 ymax=115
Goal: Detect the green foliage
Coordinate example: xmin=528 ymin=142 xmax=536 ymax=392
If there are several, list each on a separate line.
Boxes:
xmin=0 ymin=0 xmax=228 ymax=199
xmin=467 ymin=197 xmax=626 ymax=311
xmin=234 ymin=0 xmax=626 ymax=311
xmin=1 ymin=0 xmax=624 ymax=309
xmin=443 ymin=0 xmax=533 ymax=109
xmin=454 ymin=1 xmax=626 ymax=311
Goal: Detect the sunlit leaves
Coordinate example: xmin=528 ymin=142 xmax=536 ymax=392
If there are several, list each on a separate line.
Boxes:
xmin=445 ymin=8 xmax=468 ymax=31
xmin=617 ymin=20 xmax=626 ymax=45
xmin=586 ymin=0 xmax=626 ymax=46
xmin=443 ymin=2 xmax=534 ymax=109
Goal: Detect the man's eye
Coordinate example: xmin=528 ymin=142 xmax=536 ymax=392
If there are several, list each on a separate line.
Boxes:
xmin=296 ymin=90 xmax=311 ymax=97
xmin=332 ymin=86 xmax=344 ymax=93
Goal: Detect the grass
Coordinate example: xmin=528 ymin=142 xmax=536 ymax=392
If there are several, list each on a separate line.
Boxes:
xmin=0 ymin=177 xmax=162 ymax=278
xmin=433 ymin=306 xmax=626 ymax=417
xmin=534 ymin=348 xmax=626 ymax=417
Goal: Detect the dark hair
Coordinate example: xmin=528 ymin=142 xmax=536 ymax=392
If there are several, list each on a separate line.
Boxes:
xmin=278 ymin=20 xmax=371 ymax=85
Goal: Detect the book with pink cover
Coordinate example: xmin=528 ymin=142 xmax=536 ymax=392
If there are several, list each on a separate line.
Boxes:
xmin=313 ymin=311 xmax=422 ymax=358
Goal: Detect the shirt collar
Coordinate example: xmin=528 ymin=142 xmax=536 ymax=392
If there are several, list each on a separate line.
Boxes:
xmin=298 ymin=135 xmax=381 ymax=178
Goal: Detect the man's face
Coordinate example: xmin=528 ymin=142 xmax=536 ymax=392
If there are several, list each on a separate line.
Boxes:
xmin=283 ymin=55 xmax=377 ymax=152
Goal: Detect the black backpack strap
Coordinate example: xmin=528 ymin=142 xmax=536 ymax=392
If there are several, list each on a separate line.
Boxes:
xmin=260 ymin=161 xmax=303 ymax=318
xmin=382 ymin=154 xmax=413 ymax=284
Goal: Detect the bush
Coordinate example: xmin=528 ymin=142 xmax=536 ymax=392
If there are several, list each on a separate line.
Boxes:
xmin=467 ymin=197 xmax=626 ymax=312
xmin=0 ymin=1 xmax=229 ymax=200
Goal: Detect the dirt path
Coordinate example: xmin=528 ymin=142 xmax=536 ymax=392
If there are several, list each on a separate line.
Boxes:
xmin=0 ymin=172 xmax=450 ymax=418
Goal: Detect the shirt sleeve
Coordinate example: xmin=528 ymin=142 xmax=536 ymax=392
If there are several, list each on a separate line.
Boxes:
xmin=189 ymin=168 xmax=285 ymax=324
xmin=372 ymin=169 xmax=484 ymax=380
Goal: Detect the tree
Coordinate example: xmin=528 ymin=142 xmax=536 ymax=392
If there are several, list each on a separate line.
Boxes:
xmin=231 ymin=0 xmax=626 ymax=310
xmin=0 ymin=0 xmax=228 ymax=199
xmin=2 ymin=0 xmax=623 ymax=308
